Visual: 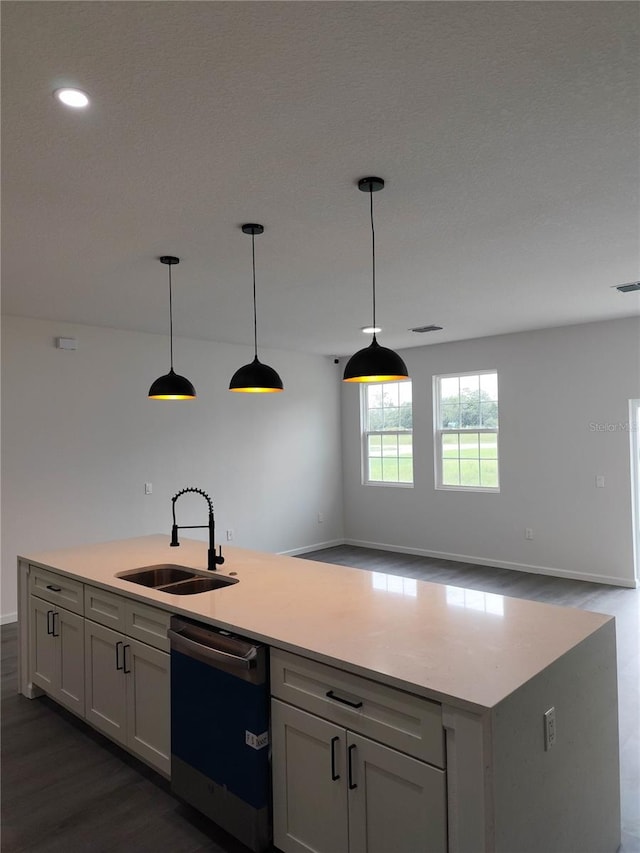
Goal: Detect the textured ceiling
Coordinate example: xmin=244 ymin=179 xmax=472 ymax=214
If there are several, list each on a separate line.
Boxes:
xmin=2 ymin=1 xmax=639 ymax=356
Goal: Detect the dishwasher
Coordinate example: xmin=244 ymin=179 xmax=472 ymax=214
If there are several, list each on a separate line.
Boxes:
xmin=168 ymin=615 xmax=271 ymax=852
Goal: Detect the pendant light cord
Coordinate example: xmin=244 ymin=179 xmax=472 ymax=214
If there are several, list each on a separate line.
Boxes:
xmin=168 ymin=262 xmax=174 ymax=371
xmin=252 ymin=231 xmax=258 ymax=359
xmin=369 ymin=185 xmax=377 ymax=340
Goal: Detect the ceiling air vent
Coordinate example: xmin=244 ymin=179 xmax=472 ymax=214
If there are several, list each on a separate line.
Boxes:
xmin=410 ymin=325 xmax=443 ymax=333
xmin=614 ymin=282 xmax=640 ymax=293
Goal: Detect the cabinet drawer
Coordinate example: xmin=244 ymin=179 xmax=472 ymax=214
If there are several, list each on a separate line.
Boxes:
xmin=29 ymin=566 xmax=84 ymax=615
xmin=124 ymin=600 xmax=171 ymax=652
xmin=271 ymin=649 xmax=444 ymax=768
xmin=84 ymin=585 xmax=127 ymax=630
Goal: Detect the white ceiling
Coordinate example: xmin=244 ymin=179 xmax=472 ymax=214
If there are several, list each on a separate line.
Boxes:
xmin=2 ymin=1 xmax=638 ymax=357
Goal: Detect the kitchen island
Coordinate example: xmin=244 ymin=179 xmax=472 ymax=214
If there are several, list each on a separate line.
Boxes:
xmin=17 ymin=535 xmax=620 ymax=853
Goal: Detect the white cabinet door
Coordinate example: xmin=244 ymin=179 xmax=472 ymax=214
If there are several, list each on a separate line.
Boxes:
xmin=84 ymin=620 xmax=127 ymax=746
xmin=125 ymin=637 xmax=170 ymax=776
xmin=29 ymin=596 xmax=57 ymax=693
xmin=272 ymin=699 xmax=349 ymax=853
xmin=55 ymin=606 xmax=84 ymax=715
xmin=347 ymin=732 xmax=447 ymax=853
xmin=29 ymin=597 xmax=84 ymax=715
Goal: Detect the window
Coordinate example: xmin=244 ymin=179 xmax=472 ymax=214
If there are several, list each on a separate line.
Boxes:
xmin=362 ymin=381 xmax=413 ymax=485
xmin=434 ymin=371 xmax=499 ymax=491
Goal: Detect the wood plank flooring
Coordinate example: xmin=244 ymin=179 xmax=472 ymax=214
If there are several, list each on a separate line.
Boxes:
xmin=2 ymin=545 xmax=638 ymax=852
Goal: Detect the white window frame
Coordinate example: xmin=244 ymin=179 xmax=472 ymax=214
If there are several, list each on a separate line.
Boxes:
xmin=361 ymin=380 xmax=414 ymax=488
xmin=433 ymin=369 xmax=500 ymax=493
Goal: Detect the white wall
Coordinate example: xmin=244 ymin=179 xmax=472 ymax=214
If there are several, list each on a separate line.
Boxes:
xmin=341 ymin=317 xmax=640 ymax=587
xmin=1 ymin=315 xmax=344 ymax=621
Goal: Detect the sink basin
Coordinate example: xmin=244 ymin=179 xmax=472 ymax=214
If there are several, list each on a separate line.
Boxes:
xmin=162 ymin=576 xmax=239 ymax=595
xmin=117 ymin=565 xmax=196 ymax=587
xmin=116 ymin=564 xmax=238 ymax=595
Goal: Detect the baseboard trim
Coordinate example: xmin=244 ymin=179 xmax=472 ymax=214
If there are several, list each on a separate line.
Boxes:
xmin=279 ymin=539 xmax=345 ymax=557
xmin=1 ymin=612 xmax=18 ymax=625
xmin=343 ymin=539 xmax=638 ymax=589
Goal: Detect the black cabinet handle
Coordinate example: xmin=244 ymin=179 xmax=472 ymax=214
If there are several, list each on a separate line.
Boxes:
xmin=52 ymin=611 xmax=60 ymax=638
xmin=123 ymin=644 xmax=131 ymax=674
xmin=326 ymin=690 xmax=363 ymax=709
xmin=115 ymin=641 xmax=124 ymax=671
xmin=46 ymin=585 xmax=62 ymax=593
xmin=46 ymin=610 xmax=54 ymax=635
xmin=348 ymin=744 xmax=357 ymax=790
xmin=330 ymin=736 xmax=340 ymax=781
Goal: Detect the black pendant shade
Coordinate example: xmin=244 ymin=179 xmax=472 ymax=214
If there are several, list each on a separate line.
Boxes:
xmin=343 ymin=336 xmax=409 ymax=383
xmin=229 ymin=224 xmax=284 ymax=394
xmin=343 ymin=177 xmax=409 ymax=383
xmin=149 ymin=256 xmax=196 ymax=400
xmin=229 ymin=356 xmax=284 ymax=393
xmin=148 ymin=368 xmax=196 ymax=400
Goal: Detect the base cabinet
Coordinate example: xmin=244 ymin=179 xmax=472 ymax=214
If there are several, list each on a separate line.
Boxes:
xmin=272 ymin=699 xmax=447 ymax=853
xmin=348 ymin=731 xmax=447 ymax=853
xmin=29 ymin=595 xmax=84 ymax=715
xmin=272 ymin=699 xmax=349 ymax=853
xmin=84 ymin=619 xmax=170 ymax=775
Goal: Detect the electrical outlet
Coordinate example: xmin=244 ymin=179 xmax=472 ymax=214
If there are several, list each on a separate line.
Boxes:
xmin=596 ymin=475 xmax=605 ymax=488
xmin=544 ymin=707 xmax=556 ymax=750
xmin=317 ymin=512 xmax=325 ymax=523
xmin=144 ymin=483 xmax=153 ymax=495
xmin=226 ymin=529 xmax=233 ymax=541
xmin=525 ymin=528 xmax=534 ymax=540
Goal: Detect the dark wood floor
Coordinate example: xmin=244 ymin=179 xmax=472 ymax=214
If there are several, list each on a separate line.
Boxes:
xmin=2 ymin=545 xmax=639 ymax=852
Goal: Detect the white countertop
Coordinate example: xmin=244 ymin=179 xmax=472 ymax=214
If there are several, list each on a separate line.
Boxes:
xmin=21 ymin=535 xmax=612 ymax=712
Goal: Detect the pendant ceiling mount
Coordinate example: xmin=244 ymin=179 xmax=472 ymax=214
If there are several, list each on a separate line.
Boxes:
xmin=229 ymin=223 xmax=284 ymax=394
xmin=241 ymin=223 xmax=264 ymax=237
xmin=358 ymin=176 xmax=385 ymax=194
xmin=343 ymin=176 xmax=409 ymax=383
xmin=148 ymin=255 xmax=197 ymax=400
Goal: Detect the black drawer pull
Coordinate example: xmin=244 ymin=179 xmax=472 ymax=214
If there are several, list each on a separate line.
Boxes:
xmin=326 ymin=690 xmax=363 ymax=709
xmin=330 ymin=736 xmax=340 ymax=781
xmin=115 ymin=641 xmax=124 ymax=671
xmin=348 ymin=744 xmax=357 ymax=789
xmin=46 ymin=585 xmax=62 ymax=593
xmin=123 ymin=644 xmax=131 ymax=674
xmin=52 ymin=611 xmax=60 ymax=638
xmin=46 ymin=610 xmax=54 ymax=635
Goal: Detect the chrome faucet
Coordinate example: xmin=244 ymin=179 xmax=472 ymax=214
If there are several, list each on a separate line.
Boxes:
xmin=170 ymin=487 xmax=224 ymax=571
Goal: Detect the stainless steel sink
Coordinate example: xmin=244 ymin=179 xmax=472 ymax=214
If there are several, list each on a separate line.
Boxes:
xmin=116 ymin=564 xmax=238 ymax=595
xmin=163 ymin=576 xmax=239 ymax=595
xmin=117 ymin=565 xmax=196 ymax=587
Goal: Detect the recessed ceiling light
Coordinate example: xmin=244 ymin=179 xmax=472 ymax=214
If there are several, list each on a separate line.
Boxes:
xmin=361 ymin=325 xmax=382 ymax=334
xmin=54 ymin=88 xmax=90 ymax=109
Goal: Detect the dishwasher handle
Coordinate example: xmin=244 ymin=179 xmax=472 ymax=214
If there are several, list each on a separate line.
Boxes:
xmin=168 ymin=626 xmax=260 ymax=674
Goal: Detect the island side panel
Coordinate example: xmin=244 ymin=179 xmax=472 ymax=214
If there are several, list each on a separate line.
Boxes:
xmin=17 ymin=559 xmax=41 ymax=699
xmin=442 ymin=705 xmax=494 ymax=853
xmin=490 ymin=619 xmax=620 ymax=853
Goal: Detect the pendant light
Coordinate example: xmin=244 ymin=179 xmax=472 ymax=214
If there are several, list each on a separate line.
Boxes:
xmin=148 ymin=256 xmax=196 ymax=400
xmin=229 ymin=224 xmax=284 ymax=393
xmin=343 ymin=177 xmax=409 ymax=383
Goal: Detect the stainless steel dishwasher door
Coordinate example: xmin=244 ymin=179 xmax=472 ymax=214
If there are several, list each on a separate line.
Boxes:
xmin=168 ymin=616 xmax=270 ymax=853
